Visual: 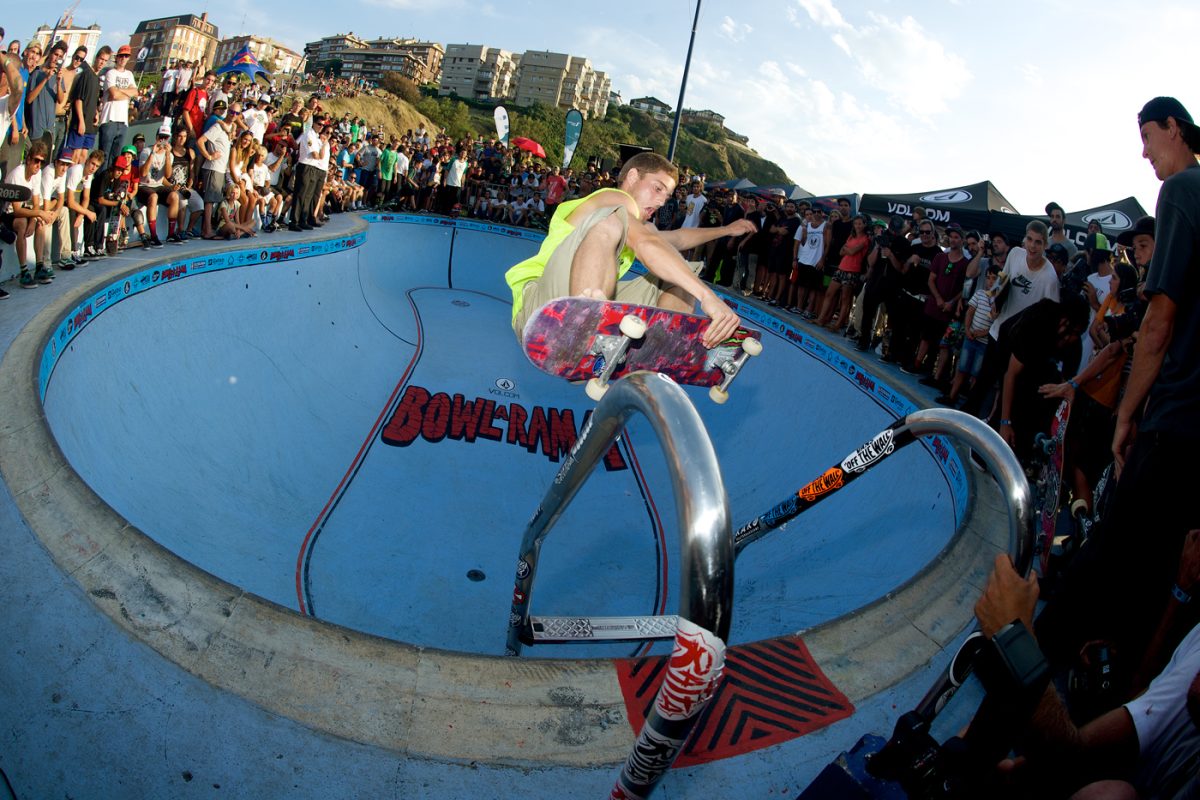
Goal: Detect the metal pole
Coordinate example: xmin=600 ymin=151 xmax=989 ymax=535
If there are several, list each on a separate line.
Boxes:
xmin=667 ymin=0 xmax=702 ymax=162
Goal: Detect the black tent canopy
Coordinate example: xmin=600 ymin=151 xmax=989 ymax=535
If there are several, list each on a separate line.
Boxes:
xmin=859 ymin=180 xmax=1019 ymax=232
xmin=984 ymin=196 xmax=1150 ymax=247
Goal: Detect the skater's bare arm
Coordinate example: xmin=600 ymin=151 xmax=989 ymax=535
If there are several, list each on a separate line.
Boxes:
xmin=626 ymin=220 xmax=740 ymax=347
xmin=658 ymin=218 xmax=755 ymax=251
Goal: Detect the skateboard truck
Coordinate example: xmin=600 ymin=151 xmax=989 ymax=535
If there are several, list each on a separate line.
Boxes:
xmin=707 ymin=335 xmax=763 ymax=404
xmin=586 ymin=314 xmax=647 ymax=401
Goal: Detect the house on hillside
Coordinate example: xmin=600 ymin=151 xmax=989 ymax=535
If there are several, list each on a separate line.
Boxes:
xmin=629 ymin=96 xmax=672 ymax=120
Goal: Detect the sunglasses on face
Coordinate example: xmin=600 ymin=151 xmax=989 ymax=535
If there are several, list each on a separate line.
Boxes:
xmin=30 ymin=157 xmax=45 ymax=165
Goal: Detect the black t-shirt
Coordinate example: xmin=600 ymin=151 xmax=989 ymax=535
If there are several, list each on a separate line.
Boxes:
xmin=753 ymin=210 xmax=779 ymax=258
xmin=999 ymin=298 xmax=1081 ymax=383
xmin=68 ymin=63 xmax=99 ymax=134
xmin=770 ymin=214 xmax=802 ymax=268
xmin=828 ymin=218 xmax=852 ymax=270
xmin=871 ymin=232 xmax=911 ymax=290
xmin=906 ymin=242 xmax=943 ymax=296
xmin=1142 ymin=162 xmax=1200 ymax=436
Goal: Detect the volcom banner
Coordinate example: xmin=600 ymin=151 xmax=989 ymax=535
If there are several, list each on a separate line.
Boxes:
xmin=494 ymin=106 xmax=510 ymax=147
xmin=563 ymin=108 xmax=584 ymax=171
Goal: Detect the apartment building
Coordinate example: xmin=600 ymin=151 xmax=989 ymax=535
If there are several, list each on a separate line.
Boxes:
xmin=129 ymin=13 xmax=219 ymax=74
xmin=512 ymin=50 xmax=609 ymax=118
xmin=30 ymin=19 xmax=101 ymax=58
xmin=304 ymin=34 xmax=442 ymax=84
xmin=439 ymin=44 xmax=517 ymax=101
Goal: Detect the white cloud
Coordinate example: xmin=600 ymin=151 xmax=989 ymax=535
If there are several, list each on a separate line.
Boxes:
xmin=793 ymin=0 xmax=850 ymax=30
xmin=827 ymin=12 xmax=972 ymax=118
xmin=718 ymin=16 xmax=752 ymax=43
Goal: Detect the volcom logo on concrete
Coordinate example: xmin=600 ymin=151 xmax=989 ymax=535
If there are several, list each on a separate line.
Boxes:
xmin=1082 ymin=210 xmax=1133 ymax=231
xmin=919 ymin=190 xmax=973 ymax=204
xmin=840 ymin=429 xmax=896 ymax=474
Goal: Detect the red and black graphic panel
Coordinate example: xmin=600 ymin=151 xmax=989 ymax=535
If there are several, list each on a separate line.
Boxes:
xmin=614 ymin=635 xmax=854 ymax=766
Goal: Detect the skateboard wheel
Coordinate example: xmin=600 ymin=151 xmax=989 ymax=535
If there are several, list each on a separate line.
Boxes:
xmin=708 ymin=385 xmax=729 ymax=404
xmin=586 ymin=378 xmax=609 ymax=401
xmin=741 ymin=337 xmax=763 ymax=356
xmin=619 ymin=314 xmax=647 ymax=339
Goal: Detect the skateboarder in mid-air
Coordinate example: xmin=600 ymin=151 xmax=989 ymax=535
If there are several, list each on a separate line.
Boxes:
xmin=505 ymin=152 xmax=757 ymax=350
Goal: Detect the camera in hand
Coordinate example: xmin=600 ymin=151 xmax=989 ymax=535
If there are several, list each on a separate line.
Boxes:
xmin=1104 ymin=288 xmax=1145 ymax=341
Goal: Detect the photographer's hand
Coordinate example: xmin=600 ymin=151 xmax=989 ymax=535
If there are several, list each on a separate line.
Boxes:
xmin=975 ymin=554 xmax=1039 ymax=638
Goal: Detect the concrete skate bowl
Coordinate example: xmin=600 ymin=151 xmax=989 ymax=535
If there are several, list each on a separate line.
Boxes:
xmin=3 ymin=213 xmax=1007 ymax=791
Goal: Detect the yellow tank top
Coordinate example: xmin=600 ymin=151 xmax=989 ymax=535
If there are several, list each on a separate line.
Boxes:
xmin=505 ymin=188 xmax=638 ymax=322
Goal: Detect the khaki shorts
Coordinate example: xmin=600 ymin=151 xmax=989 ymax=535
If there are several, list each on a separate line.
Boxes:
xmin=512 ymin=205 xmax=701 ymax=341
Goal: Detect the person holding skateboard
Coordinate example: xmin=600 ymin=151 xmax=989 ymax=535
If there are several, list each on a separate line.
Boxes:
xmin=505 ymin=151 xmax=755 ymax=349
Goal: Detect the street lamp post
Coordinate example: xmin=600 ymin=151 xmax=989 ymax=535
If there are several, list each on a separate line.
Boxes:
xmin=667 ymin=0 xmax=702 ymax=163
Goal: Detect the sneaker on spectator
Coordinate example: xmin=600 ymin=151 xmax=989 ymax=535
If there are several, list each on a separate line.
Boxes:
xmin=899 ymin=363 xmax=922 ymax=375
xmin=56 ymin=259 xmax=75 ymax=271
xmin=141 ymin=237 xmax=153 ymax=250
xmin=19 ymin=271 xmax=37 ymax=289
xmin=167 ymin=233 xmax=183 ymax=245
xmin=0 ymin=286 xmax=9 ymax=299
xmin=35 ymin=266 xmax=55 ymax=284
xmin=150 ymin=236 xmax=165 ymax=248
xmin=73 ymin=254 xmax=89 ymax=267
xmin=918 ymin=376 xmax=941 ymax=388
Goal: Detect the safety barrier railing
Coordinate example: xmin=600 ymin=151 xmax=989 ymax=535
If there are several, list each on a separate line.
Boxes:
xmin=504 ymin=371 xmax=733 ymax=800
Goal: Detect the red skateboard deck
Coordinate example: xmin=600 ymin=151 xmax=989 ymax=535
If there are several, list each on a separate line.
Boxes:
xmin=522 ymin=297 xmax=761 ymax=401
xmin=1034 ymin=399 xmax=1071 ymax=574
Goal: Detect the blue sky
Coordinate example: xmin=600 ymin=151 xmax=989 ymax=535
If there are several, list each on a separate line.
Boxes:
xmin=9 ymin=0 xmax=1192 ymax=215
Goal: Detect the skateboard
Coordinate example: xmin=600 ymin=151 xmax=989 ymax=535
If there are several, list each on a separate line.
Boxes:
xmin=522 ymin=297 xmax=763 ymax=403
xmin=0 ymin=183 xmax=33 ymax=203
xmin=1033 ymin=399 xmax=1071 ymax=574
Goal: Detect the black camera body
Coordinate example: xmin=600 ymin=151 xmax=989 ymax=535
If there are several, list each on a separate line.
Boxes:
xmin=1104 ymin=288 xmax=1145 ymax=341
xmin=867 ymin=622 xmax=1051 ymax=799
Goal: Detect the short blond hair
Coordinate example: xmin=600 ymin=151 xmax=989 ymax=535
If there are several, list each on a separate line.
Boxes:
xmin=618 ymin=152 xmax=678 ymax=185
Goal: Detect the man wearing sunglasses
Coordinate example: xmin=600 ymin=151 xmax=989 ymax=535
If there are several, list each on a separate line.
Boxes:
xmin=5 ymin=141 xmax=58 ymax=287
xmin=97 ymin=45 xmax=137 ymax=168
xmin=64 ymin=46 xmax=97 ymax=163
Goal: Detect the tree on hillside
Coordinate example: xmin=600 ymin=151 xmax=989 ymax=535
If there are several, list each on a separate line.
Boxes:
xmin=380 ymin=72 xmax=422 ymax=105
xmin=258 ymin=57 xmax=277 ymax=76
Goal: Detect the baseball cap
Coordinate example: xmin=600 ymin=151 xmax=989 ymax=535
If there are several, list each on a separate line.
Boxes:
xmin=121 ymin=144 xmax=138 ymax=156
xmin=1116 ymin=215 xmax=1155 ymax=247
xmin=1046 ymin=243 xmax=1071 ymax=262
xmin=57 ymin=153 xmax=73 ymax=163
xmin=1084 ymin=232 xmax=1112 ymax=252
xmin=116 ymin=45 xmax=132 ymax=56
xmin=1138 ymin=96 xmax=1193 ymax=127
xmin=212 ymin=99 xmax=228 ymax=110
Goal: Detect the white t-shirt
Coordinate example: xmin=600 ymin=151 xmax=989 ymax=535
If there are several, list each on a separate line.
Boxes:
xmin=795 ymin=220 xmax=826 ymax=267
xmin=445 ymin=157 xmax=468 ymax=188
xmin=682 ymin=192 xmax=707 ymax=228
xmin=41 ymin=166 xmax=67 ymax=204
xmin=0 ymin=93 xmax=12 ymax=144
xmin=65 ymin=163 xmax=86 ymax=193
xmin=298 ymin=129 xmax=325 ymax=170
xmin=1081 ymin=270 xmax=1115 ymax=365
xmin=3 ymin=163 xmax=41 ymax=214
xmin=989 ymin=246 xmax=1061 ymax=340
xmin=161 ymin=68 xmax=177 ymax=93
xmin=251 ymin=163 xmax=269 ymax=188
xmin=243 ymin=108 xmax=267 ymax=143
xmin=265 ymin=152 xmax=284 ymax=187
xmin=1126 ymin=623 xmax=1200 ymax=799
xmin=202 ymin=123 xmax=231 ymax=174
xmin=176 ymin=67 xmax=193 ymax=92
xmin=139 ymin=146 xmax=169 ymax=187
xmin=395 ymin=152 xmax=410 ymax=179
xmin=99 ymin=68 xmax=137 ymax=125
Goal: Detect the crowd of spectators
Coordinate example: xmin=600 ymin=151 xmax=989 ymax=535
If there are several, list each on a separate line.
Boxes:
xmin=649 ymin=105 xmax=1200 ymax=799
xmin=0 ymin=38 xmax=600 ymax=298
